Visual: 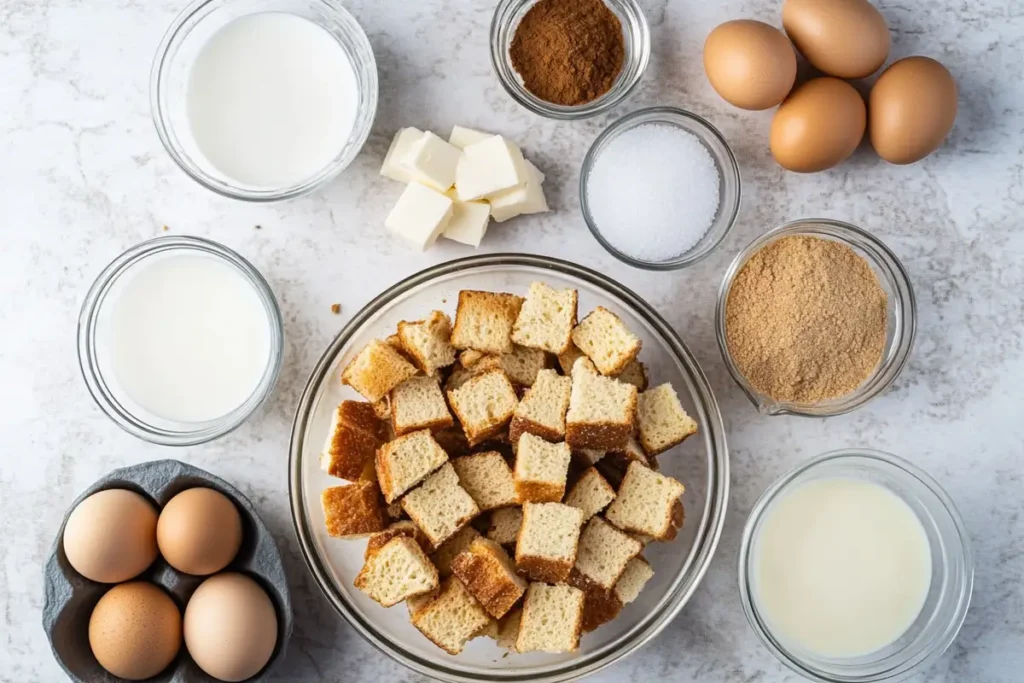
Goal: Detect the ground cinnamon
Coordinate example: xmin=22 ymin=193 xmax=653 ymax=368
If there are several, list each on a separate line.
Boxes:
xmin=509 ymin=0 xmax=625 ymax=106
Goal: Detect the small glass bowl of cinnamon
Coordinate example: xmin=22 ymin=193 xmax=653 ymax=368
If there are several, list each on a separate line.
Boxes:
xmin=490 ymin=0 xmax=650 ymax=120
xmin=715 ymin=219 xmax=918 ymax=417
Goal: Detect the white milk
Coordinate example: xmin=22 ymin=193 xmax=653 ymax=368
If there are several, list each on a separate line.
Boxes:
xmin=187 ymin=12 xmax=358 ymax=188
xmin=108 ymin=253 xmax=271 ymax=423
xmin=754 ymin=478 xmax=932 ymax=658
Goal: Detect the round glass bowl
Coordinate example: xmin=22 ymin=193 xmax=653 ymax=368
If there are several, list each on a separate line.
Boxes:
xmin=78 ymin=236 xmax=284 ymax=446
xmin=289 ymin=254 xmax=729 ymax=682
xmin=739 ymin=449 xmax=973 ymax=682
xmin=490 ymin=0 xmax=650 ymax=120
xmin=580 ymin=107 xmax=742 ymax=270
xmin=716 ymin=219 xmax=916 ymax=416
xmin=151 ymin=0 xmax=378 ymax=201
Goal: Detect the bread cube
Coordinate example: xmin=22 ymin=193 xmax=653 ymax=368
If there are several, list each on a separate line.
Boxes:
xmin=605 ymin=462 xmax=686 ymax=539
xmin=365 ymin=520 xmax=432 ymax=560
xmin=496 ymin=608 xmax=522 ymax=651
xmin=390 ymin=376 xmax=454 ymax=436
xmin=431 ymin=525 xmax=481 ymax=578
xmin=557 ymin=342 xmax=586 ymax=375
xmin=486 ymin=507 xmax=523 ymax=547
xmin=637 ymin=384 xmax=698 ymax=455
xmin=406 ymin=587 xmax=438 ymax=617
xmin=402 ymin=463 xmax=481 ymax=547
xmin=450 ymin=290 xmax=524 ymax=354
xmin=565 ymin=364 xmax=638 ymax=450
xmin=375 ymin=429 xmax=449 ymax=503
xmin=447 ymin=368 xmax=519 ymax=446
xmin=396 ymin=310 xmax=457 ymax=375
xmin=515 ymin=583 xmax=585 ymax=653
xmin=511 ymin=282 xmax=578 ymax=354
xmin=567 ymin=568 xmax=623 ymax=633
xmin=451 ymin=452 xmax=518 ymax=511
xmin=571 ymin=307 xmax=642 ymax=376
xmin=411 ymin=577 xmax=492 ymax=655
xmin=509 ymin=368 xmax=572 ymax=444
xmin=614 ymin=360 xmax=649 ymax=391
xmin=354 ymin=537 xmax=439 ymax=607
xmin=451 ymin=537 xmax=527 ymax=618
xmin=564 ymin=467 xmax=616 ymax=522
xmin=574 ymin=517 xmax=643 ymax=590
xmin=515 ymin=502 xmax=583 ymax=583
xmin=320 ymin=401 xmax=388 ymax=481
xmin=341 ymin=339 xmax=419 ymax=403
xmin=513 ymin=433 xmax=571 ymax=503
xmin=614 ymin=555 xmax=654 ymax=605
xmin=432 ymin=425 xmax=472 ymax=458
xmin=321 ymin=481 xmax=386 ymax=539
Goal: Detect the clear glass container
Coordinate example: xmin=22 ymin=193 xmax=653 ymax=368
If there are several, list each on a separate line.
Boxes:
xmin=580 ymin=106 xmax=742 ymax=270
xmin=490 ymin=0 xmax=650 ymax=120
xmin=78 ymin=236 xmax=284 ymax=445
xmin=289 ymin=254 xmax=729 ymax=682
xmin=151 ymin=0 xmax=378 ymax=202
xmin=716 ymin=219 xmax=916 ymax=416
xmin=739 ymin=449 xmax=974 ymax=682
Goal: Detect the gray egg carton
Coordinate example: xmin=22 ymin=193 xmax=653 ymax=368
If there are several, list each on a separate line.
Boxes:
xmin=42 ymin=459 xmax=293 ymax=683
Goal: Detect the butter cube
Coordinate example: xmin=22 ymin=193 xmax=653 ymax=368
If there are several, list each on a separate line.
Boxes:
xmin=441 ymin=191 xmax=491 ymax=247
xmin=380 ymin=127 xmax=423 ymax=183
xmin=454 ymin=135 xmax=528 ymax=201
xmin=489 ymin=159 xmax=549 ymax=223
xmin=449 ymin=125 xmax=494 ymax=149
xmin=402 ymin=131 xmax=462 ymax=192
xmin=385 ymin=182 xmax=454 ymax=250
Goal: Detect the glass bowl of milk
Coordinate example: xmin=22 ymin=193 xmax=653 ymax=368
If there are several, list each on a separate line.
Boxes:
xmin=152 ymin=0 xmax=377 ymax=201
xmin=739 ymin=449 xmax=974 ymax=682
xmin=78 ymin=236 xmax=284 ymax=445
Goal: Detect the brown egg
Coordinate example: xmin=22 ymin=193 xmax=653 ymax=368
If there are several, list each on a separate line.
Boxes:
xmin=157 ymin=487 xmax=243 ymax=576
xmin=869 ymin=56 xmax=958 ymax=164
xmin=184 ymin=573 xmax=278 ymax=682
xmin=703 ymin=20 xmax=797 ymax=110
xmin=63 ymin=489 xmax=158 ymax=583
xmin=88 ymin=582 xmax=182 ymax=680
xmin=770 ymin=77 xmax=866 ymax=172
xmin=782 ymin=0 xmax=890 ymax=79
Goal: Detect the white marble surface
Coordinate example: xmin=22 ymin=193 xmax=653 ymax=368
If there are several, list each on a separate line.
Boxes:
xmin=2 ymin=0 xmax=1022 ymax=681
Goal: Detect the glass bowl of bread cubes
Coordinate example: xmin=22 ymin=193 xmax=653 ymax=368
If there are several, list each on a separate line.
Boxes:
xmin=289 ymin=254 xmax=729 ymax=681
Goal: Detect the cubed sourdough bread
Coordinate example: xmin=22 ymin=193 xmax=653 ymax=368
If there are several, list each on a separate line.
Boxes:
xmin=574 ymin=516 xmax=643 ymax=590
xmin=567 ymin=568 xmax=623 ymax=633
xmin=390 ymin=376 xmax=454 ymax=436
xmin=564 ymin=467 xmax=616 ymax=522
xmin=637 ymin=384 xmax=698 ymax=455
xmin=341 ymin=339 xmax=419 ymax=402
xmin=411 ymin=576 xmax=492 ymax=655
xmin=605 ymin=462 xmax=686 ymax=539
xmin=402 ymin=462 xmax=481 ymax=547
xmin=511 ymin=282 xmax=578 ymax=354
xmin=320 ymin=401 xmax=388 ymax=481
xmin=450 ymin=537 xmax=527 ymax=618
xmin=557 ymin=342 xmax=586 ymax=375
xmin=614 ymin=360 xmax=649 ymax=391
xmin=515 ymin=583 xmax=585 ymax=653
xmin=614 ymin=555 xmax=654 ymax=605
xmin=513 ymin=433 xmax=571 ymax=503
xmin=483 ymin=344 xmax=549 ymax=387
xmin=451 ymin=452 xmax=519 ymax=511
xmin=509 ymin=369 xmax=571 ymax=444
xmin=486 ymin=507 xmax=523 ymax=547
xmin=375 ymin=429 xmax=449 ymax=503
xmin=450 ymin=290 xmax=524 ymax=355
xmin=354 ymin=537 xmax=439 ymax=607
xmin=397 ymin=310 xmax=457 ymax=374
xmin=570 ymin=306 xmax=642 ymax=376
xmin=515 ymin=502 xmax=584 ymax=583
xmin=431 ymin=525 xmax=481 ymax=578
xmin=565 ymin=359 xmax=638 ymax=450
xmin=447 ymin=369 xmax=519 ymax=445
xmin=321 ymin=481 xmax=386 ymax=538
xmin=496 ymin=608 xmax=522 ymax=651
xmin=365 ymin=520 xmax=432 ymax=560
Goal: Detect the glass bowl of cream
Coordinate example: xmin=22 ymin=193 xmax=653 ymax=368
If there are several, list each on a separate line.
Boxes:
xmin=151 ymin=0 xmax=377 ymax=201
xmin=78 ymin=236 xmax=284 ymax=445
xmin=739 ymin=449 xmax=974 ymax=682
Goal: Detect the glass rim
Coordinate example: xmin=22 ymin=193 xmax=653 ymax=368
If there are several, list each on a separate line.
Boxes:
xmin=77 ymin=235 xmax=285 ymax=446
xmin=287 ymin=252 xmax=730 ymax=682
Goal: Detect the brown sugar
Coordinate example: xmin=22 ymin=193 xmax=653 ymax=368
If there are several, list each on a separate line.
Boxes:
xmin=725 ymin=236 xmax=888 ymax=404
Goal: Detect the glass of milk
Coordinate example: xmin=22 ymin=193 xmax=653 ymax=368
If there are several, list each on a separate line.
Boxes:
xmin=152 ymin=0 xmax=378 ymax=201
xmin=738 ymin=450 xmax=974 ymax=682
xmin=79 ymin=236 xmax=284 ymax=445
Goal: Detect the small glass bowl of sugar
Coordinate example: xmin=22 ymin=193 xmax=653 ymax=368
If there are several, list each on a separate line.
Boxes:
xmin=580 ymin=107 xmax=741 ymax=270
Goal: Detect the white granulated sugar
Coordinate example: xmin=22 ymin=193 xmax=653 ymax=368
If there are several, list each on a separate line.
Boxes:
xmin=586 ymin=123 xmax=721 ymax=262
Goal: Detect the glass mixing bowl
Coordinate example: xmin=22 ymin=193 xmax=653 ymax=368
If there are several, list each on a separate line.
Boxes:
xmin=289 ymin=254 xmax=729 ymax=682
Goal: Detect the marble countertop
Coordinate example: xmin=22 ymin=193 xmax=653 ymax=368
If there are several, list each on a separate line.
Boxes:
xmin=2 ymin=0 xmax=1022 ymax=681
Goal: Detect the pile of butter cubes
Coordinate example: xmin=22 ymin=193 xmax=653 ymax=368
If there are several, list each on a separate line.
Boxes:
xmin=380 ymin=125 xmax=549 ymax=249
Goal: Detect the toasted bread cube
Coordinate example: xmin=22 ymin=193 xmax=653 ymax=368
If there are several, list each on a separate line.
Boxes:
xmin=341 ymin=339 xmax=419 ymax=403
xmin=614 ymin=556 xmax=654 ymax=605
xmin=513 ymin=433 xmax=571 ymax=503
xmin=322 ymin=481 xmax=386 ymax=538
xmin=571 ymin=307 xmax=642 ymax=376
xmin=567 ymin=568 xmax=623 ymax=633
xmin=614 ymin=360 xmax=649 ymax=391
xmin=451 ymin=452 xmax=518 ymax=511
xmin=486 ymin=507 xmax=523 ymax=547
xmin=605 ymin=462 xmax=686 ymax=539
xmin=320 ymin=402 xmax=388 ymax=481
xmin=411 ymin=576 xmax=492 ymax=655
xmin=516 ymin=583 xmax=585 ymax=653
xmin=402 ymin=463 xmax=481 ymax=547
xmin=406 ymin=587 xmax=439 ymax=617
xmin=495 ymin=345 xmax=549 ymax=387
xmin=390 ymin=376 xmax=454 ymax=437
xmin=443 ymin=366 xmax=477 ymax=394
xmin=431 ymin=525 xmax=481 ymax=578
xmin=397 ymin=310 xmax=457 ymax=375
xmin=637 ymin=384 xmax=698 ymax=455
xmin=663 ymin=499 xmax=685 ymax=541
xmin=447 ymin=369 xmax=519 ymax=446
xmin=610 ymin=434 xmax=653 ymax=468
xmin=354 ymin=537 xmax=439 ymax=607
xmin=450 ymin=290 xmax=524 ymax=355
xmin=375 ymin=429 xmax=449 ymax=503
xmin=509 ymin=369 xmax=572 ymax=444
xmin=459 ymin=349 xmax=488 ymax=369
xmin=565 ymin=364 xmax=638 ymax=450
xmin=339 ymin=400 xmax=391 ymax=441
xmin=433 ymin=426 xmax=472 ymax=458
xmin=510 ymin=282 xmax=578 ymax=354
xmin=451 ymin=537 xmax=527 ymax=618
xmin=575 ymin=517 xmax=643 ymax=590
xmin=557 ymin=342 xmax=585 ymax=375
xmin=365 ymin=520 xmax=433 ymax=560
xmin=564 ymin=467 xmax=616 ymax=522
xmin=515 ymin=502 xmax=583 ymax=583
xmin=496 ymin=608 xmax=522 ymax=651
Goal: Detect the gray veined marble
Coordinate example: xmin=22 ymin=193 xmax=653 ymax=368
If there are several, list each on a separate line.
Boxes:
xmin=1 ymin=0 xmax=1022 ymax=682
